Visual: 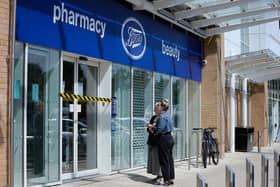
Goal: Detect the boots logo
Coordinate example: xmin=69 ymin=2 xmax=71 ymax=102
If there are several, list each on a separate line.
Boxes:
xmin=121 ymin=17 xmax=146 ymax=60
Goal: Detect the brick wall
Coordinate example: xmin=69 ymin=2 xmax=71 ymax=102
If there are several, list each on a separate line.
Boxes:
xmin=224 ymin=79 xmax=269 ymax=150
xmin=235 ymin=91 xmax=242 ymax=127
xmin=0 ymin=0 xmax=11 ymax=186
xmin=203 ymin=36 xmax=269 ymax=154
xmin=202 ymin=35 xmax=226 ymax=156
xmin=250 ymin=82 xmax=268 ymax=146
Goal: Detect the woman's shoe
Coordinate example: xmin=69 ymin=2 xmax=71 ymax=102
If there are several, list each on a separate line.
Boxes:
xmin=153 ymin=176 xmax=162 ymax=181
xmin=162 ymin=181 xmax=170 ymax=186
xmin=154 ymin=179 xmax=162 ymax=185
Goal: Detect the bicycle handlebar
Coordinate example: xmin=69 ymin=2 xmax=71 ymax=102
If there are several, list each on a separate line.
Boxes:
xmin=192 ymin=127 xmax=203 ymax=131
xmin=205 ymin=127 xmax=217 ymax=130
xmin=192 ymin=127 xmax=217 ymax=131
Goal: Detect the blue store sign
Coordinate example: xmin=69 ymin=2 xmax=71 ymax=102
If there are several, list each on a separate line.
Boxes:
xmin=16 ymin=0 xmax=202 ymax=81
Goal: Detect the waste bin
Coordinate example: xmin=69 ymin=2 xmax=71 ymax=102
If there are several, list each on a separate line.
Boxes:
xmin=235 ymin=127 xmax=254 ymax=152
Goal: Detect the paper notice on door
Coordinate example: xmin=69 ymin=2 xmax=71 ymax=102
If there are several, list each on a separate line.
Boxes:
xmin=78 ymin=82 xmax=83 ymax=96
xmin=69 ymin=104 xmax=74 ymax=112
xmin=13 ymin=80 xmax=20 ymax=99
xmin=32 ymin=84 xmax=39 ymax=102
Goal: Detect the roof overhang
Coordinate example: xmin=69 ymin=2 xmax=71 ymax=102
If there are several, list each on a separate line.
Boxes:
xmin=225 ymin=49 xmax=280 ymax=82
xmin=124 ymin=0 xmax=280 ymax=38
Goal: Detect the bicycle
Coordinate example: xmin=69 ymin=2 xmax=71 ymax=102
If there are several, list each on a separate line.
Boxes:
xmin=201 ymin=127 xmax=219 ymax=168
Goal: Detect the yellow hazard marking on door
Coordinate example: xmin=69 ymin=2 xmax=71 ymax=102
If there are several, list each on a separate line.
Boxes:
xmin=60 ymin=92 xmax=112 ymax=102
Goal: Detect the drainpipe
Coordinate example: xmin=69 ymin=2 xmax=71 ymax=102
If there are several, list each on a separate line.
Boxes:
xmin=242 ymin=78 xmax=248 ymax=128
xmin=230 ymin=74 xmax=236 ymax=152
xmin=8 ymin=0 xmax=16 ymax=186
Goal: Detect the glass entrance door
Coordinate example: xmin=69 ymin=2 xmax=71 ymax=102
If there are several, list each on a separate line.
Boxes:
xmin=26 ymin=46 xmax=60 ymax=186
xmin=62 ymin=57 xmax=98 ymax=178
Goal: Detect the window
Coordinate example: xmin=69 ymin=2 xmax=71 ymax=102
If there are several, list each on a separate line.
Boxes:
xmin=13 ymin=43 xmax=60 ymax=186
xmin=154 ymin=73 xmax=171 ymax=103
xmin=188 ymin=80 xmax=201 ymax=157
xmin=172 ymin=77 xmax=186 ymax=160
xmin=111 ymin=64 xmax=131 ymax=170
xmin=13 ymin=42 xmax=25 ymax=187
xmin=111 ymin=64 xmax=200 ymax=169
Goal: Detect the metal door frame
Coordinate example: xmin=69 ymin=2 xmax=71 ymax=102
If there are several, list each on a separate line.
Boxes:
xmin=62 ymin=54 xmax=99 ymax=180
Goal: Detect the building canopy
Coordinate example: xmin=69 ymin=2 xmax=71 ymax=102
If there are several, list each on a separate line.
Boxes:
xmin=125 ymin=0 xmax=280 ymax=82
xmin=125 ymin=0 xmax=280 ymax=38
xmin=225 ymin=49 xmax=280 ymax=82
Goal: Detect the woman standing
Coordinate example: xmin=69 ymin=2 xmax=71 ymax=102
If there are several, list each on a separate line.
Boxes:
xmin=147 ymin=102 xmax=162 ymax=183
xmin=155 ymin=99 xmax=175 ymax=185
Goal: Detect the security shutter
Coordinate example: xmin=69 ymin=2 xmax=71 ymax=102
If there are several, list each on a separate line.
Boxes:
xmin=132 ymin=69 xmax=152 ymax=167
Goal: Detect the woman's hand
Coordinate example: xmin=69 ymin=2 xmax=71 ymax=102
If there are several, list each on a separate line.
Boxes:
xmin=147 ymin=123 xmax=154 ymax=133
xmin=147 ymin=124 xmax=154 ymax=129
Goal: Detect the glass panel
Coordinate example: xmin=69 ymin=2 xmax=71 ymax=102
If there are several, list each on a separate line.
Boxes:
xmin=188 ymin=0 xmax=279 ymax=31
xmin=188 ymin=0 xmax=228 ymax=8
xmin=273 ymin=100 xmax=279 ymax=142
xmin=188 ymin=80 xmax=201 ymax=157
xmin=278 ymin=79 xmax=280 ymax=100
xmin=132 ymin=68 xmax=152 ymax=167
xmin=208 ymin=1 xmax=276 ymax=18
xmin=268 ymin=82 xmax=280 ymax=140
xmin=62 ymin=61 xmax=74 ymax=173
xmin=154 ymin=73 xmax=171 ymax=103
xmin=77 ymin=64 xmax=98 ymax=171
xmin=27 ymin=46 xmax=60 ymax=185
xmin=13 ymin=42 xmax=24 ymax=187
xmin=111 ymin=64 xmax=131 ymax=170
xmin=268 ymin=98 xmax=273 ymax=144
xmin=220 ymin=13 xmax=279 ymax=27
xmin=172 ymin=77 xmax=186 ymax=160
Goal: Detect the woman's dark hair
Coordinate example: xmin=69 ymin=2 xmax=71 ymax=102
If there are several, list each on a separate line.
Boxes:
xmin=160 ymin=98 xmax=169 ymax=111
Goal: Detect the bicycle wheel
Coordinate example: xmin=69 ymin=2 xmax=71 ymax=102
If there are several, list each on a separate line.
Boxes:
xmin=202 ymin=141 xmax=208 ymax=168
xmin=211 ymin=139 xmax=219 ymax=165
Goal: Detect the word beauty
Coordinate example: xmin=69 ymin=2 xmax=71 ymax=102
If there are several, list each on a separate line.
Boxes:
xmin=53 ymin=2 xmax=106 ymax=38
xmin=162 ymin=41 xmax=180 ymax=62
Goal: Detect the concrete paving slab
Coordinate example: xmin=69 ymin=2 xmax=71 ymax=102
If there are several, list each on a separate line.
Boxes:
xmin=60 ymin=143 xmax=280 ymax=187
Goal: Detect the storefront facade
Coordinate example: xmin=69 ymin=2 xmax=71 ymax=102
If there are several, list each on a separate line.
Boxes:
xmin=12 ymin=0 xmax=202 ymax=186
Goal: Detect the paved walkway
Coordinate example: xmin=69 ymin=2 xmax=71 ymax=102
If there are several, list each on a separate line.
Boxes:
xmin=61 ymin=143 xmax=280 ymax=187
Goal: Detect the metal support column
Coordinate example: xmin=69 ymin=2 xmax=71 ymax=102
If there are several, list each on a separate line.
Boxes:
xmin=197 ymin=174 xmax=208 ymax=187
xmin=230 ymin=74 xmax=236 ymax=152
xmin=274 ymin=150 xmax=280 ymax=187
xmin=246 ymin=159 xmax=254 ymax=187
xmin=225 ymin=165 xmax=235 ymax=187
xmin=188 ymin=129 xmax=191 ymax=170
xmin=242 ymin=78 xmax=248 ymax=128
xmin=189 ymin=128 xmax=202 ymax=170
xmin=261 ymin=154 xmax=269 ymax=187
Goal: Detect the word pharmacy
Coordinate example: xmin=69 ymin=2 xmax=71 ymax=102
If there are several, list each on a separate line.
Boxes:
xmin=53 ymin=2 xmax=107 ymax=38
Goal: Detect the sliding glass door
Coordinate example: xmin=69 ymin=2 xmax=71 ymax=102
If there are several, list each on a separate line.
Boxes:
xmin=62 ymin=57 xmax=98 ymax=178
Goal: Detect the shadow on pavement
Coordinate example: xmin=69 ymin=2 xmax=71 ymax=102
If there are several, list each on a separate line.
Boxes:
xmin=123 ymin=173 xmax=154 ymax=184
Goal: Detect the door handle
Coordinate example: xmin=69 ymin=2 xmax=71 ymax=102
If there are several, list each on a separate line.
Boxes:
xmin=48 ymin=118 xmax=57 ymax=121
xmin=26 ymin=136 xmax=34 ymax=139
